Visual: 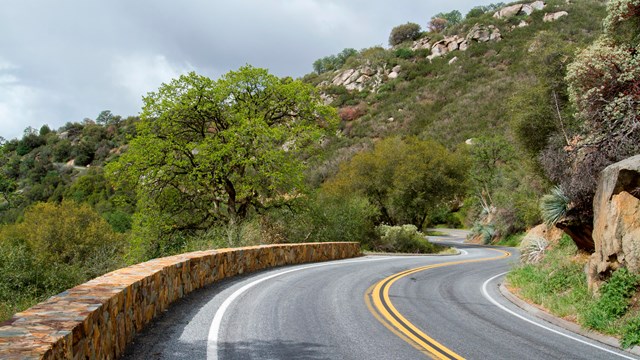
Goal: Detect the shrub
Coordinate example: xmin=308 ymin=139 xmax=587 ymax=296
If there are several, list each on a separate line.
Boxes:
xmin=255 ymin=192 xmax=378 ymax=246
xmin=470 ymin=222 xmax=496 ymax=244
xmin=0 ymin=201 xmax=125 ymax=277
xmin=622 ymin=317 xmax=640 ymax=348
xmin=508 ymin=235 xmax=591 ymax=317
xmin=389 ymin=23 xmax=422 ymax=46
xmin=373 ymin=224 xmax=443 ymax=253
xmin=394 ymin=48 xmax=414 ymax=59
xmin=0 ymin=201 xmax=126 ymax=320
xmin=323 ymin=137 xmax=468 ymax=228
xmin=582 ymin=268 xmax=640 ymax=331
xmin=313 ymin=48 xmax=358 ymax=74
xmin=539 ymin=0 xmax=640 ymax=248
xmin=428 ymin=18 xmax=449 ymax=33
xmin=338 ymin=105 xmax=366 ymax=122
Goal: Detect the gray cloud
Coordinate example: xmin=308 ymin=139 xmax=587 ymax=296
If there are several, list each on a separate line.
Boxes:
xmin=0 ymin=0 xmax=495 ymax=140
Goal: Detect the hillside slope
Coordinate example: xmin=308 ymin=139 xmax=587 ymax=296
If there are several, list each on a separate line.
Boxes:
xmin=304 ymin=0 xmax=607 ymax=238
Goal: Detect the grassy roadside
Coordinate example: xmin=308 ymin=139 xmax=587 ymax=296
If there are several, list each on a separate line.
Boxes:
xmin=507 ymin=235 xmax=640 ymax=348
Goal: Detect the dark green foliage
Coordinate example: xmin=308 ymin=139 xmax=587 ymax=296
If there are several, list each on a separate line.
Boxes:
xmin=622 ymin=317 xmax=640 ymax=348
xmin=95 ymin=110 xmax=114 ymax=125
xmin=389 ymin=22 xmax=422 ymax=46
xmin=510 ymin=234 xmax=640 ymax=346
xmin=508 ymin=235 xmax=590 ymax=317
xmin=39 ymin=125 xmax=51 ymax=137
xmin=103 ymin=210 xmax=133 ymax=233
xmin=324 ymin=137 xmax=468 ymax=228
xmin=466 ymin=3 xmax=505 ymax=19
xmin=0 ymin=201 xmax=125 ymax=321
xmin=583 ymin=268 xmax=640 ymax=331
xmin=394 ymin=48 xmax=414 ymax=59
xmin=313 ymin=48 xmax=358 ymax=74
xmin=373 ymin=224 xmax=444 ymax=253
xmin=257 ymin=192 xmax=378 ymax=246
xmin=16 ymin=132 xmax=45 ymax=156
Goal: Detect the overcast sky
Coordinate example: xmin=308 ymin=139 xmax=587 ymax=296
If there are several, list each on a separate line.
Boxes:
xmin=0 ymin=0 xmax=496 ymax=140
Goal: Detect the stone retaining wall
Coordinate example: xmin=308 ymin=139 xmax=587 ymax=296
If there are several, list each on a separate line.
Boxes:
xmin=0 ymin=242 xmax=361 ymax=359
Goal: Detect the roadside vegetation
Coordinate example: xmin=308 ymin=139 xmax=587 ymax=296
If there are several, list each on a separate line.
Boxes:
xmin=0 ymin=0 xmax=637 ymax=330
xmin=508 ymin=235 xmax=640 ymax=348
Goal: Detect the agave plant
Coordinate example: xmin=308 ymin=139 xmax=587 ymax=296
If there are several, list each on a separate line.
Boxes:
xmin=540 ymin=186 xmax=570 ymax=226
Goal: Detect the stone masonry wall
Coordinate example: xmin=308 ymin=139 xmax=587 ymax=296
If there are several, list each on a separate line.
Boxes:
xmin=0 ymin=242 xmax=361 ymax=359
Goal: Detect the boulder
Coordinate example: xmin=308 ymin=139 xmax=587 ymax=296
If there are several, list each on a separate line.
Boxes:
xmin=428 ymin=41 xmax=449 ymax=60
xmin=467 ymin=24 xmax=501 ymax=43
xmin=387 ymin=71 xmax=399 ymax=79
xmin=543 ymin=11 xmax=568 ymax=22
xmin=330 ymin=65 xmax=386 ymax=92
xmin=523 ymin=223 xmax=565 ymax=244
xmin=490 ymin=26 xmax=502 ymax=41
xmin=521 ymin=4 xmax=534 ymax=16
xmin=493 ymin=1 xmax=546 ymax=19
xmin=411 ymin=37 xmax=431 ymax=51
xmin=587 ymin=155 xmax=640 ymax=292
xmin=361 ymin=66 xmax=376 ymax=76
xmin=519 ymin=224 xmax=564 ymax=264
xmin=493 ymin=4 xmax=523 ymax=19
xmin=448 ymin=56 xmax=459 ymax=65
xmin=332 ymin=69 xmax=355 ymax=86
xmin=467 ymin=24 xmax=491 ymax=42
xmin=531 ymin=1 xmax=546 ymax=11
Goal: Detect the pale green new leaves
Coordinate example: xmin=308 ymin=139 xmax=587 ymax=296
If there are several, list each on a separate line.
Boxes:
xmin=107 ymin=66 xmax=337 ymax=234
xmin=566 ymin=0 xmax=639 ymax=135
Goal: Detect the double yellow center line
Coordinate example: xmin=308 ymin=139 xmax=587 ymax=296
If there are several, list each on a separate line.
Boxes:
xmin=365 ymin=248 xmax=511 ymax=359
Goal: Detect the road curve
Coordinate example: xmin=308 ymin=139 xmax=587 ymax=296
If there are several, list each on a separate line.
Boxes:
xmin=123 ymin=232 xmax=637 ymax=359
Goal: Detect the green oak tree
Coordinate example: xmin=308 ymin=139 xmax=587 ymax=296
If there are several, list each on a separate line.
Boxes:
xmin=323 ymin=137 xmax=467 ymax=228
xmin=107 ymin=66 xmax=337 ymax=254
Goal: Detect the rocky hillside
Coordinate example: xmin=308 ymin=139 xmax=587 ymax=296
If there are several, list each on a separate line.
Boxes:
xmin=303 ymin=0 xmax=607 ymax=238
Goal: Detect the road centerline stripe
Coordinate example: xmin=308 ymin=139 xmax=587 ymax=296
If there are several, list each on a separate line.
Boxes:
xmin=368 ymin=248 xmax=510 ymax=359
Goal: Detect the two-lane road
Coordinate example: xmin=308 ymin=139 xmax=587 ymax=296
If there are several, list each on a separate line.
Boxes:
xmin=124 ymin=232 xmax=636 ymax=359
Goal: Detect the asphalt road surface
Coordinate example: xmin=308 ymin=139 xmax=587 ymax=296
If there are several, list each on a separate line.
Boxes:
xmin=123 ymin=231 xmax=637 ymax=359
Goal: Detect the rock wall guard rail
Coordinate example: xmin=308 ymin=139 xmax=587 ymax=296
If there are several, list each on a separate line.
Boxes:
xmin=0 ymin=242 xmax=361 ymax=359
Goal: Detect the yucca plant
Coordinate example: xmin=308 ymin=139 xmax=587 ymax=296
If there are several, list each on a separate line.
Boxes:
xmin=540 ymin=186 xmax=570 ymax=226
xmin=520 ymin=236 xmax=549 ymax=264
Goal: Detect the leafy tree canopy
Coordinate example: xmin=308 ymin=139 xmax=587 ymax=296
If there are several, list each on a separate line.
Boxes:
xmin=430 ymin=10 xmax=462 ymax=32
xmin=313 ymin=48 xmax=358 ymax=74
xmin=323 ymin=137 xmax=467 ymax=228
xmin=107 ymin=66 xmax=338 ymax=238
xmin=389 ymin=22 xmax=422 ymax=46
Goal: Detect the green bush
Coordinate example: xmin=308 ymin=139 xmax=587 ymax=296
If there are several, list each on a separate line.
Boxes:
xmin=373 ymin=224 xmax=443 ymax=253
xmin=507 ymin=236 xmax=591 ymax=317
xmin=622 ymin=317 xmax=640 ymax=348
xmin=256 ymin=193 xmax=378 ymax=246
xmin=389 ymin=23 xmax=422 ymax=46
xmin=582 ymin=268 xmax=639 ymax=331
xmin=394 ymin=48 xmax=414 ymax=59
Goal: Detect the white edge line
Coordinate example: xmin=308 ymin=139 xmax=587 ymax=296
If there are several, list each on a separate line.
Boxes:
xmin=482 ymin=272 xmax=637 ymax=360
xmin=206 ymin=256 xmax=393 ymax=360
